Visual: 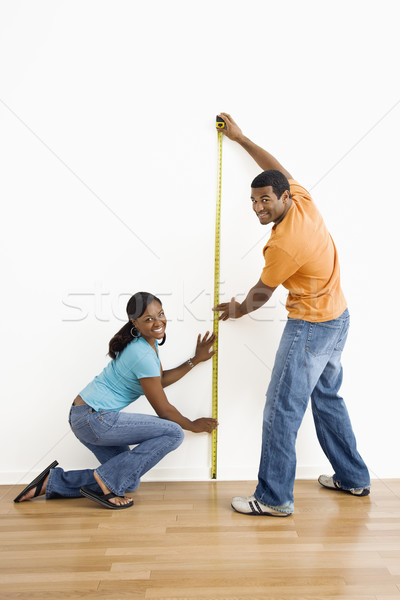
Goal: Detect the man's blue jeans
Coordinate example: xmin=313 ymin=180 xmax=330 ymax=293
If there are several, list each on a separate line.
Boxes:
xmin=255 ymin=309 xmax=370 ymax=514
xmin=46 ymin=406 xmax=184 ymax=498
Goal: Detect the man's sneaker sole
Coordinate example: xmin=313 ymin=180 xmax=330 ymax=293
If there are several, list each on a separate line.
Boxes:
xmin=231 ymin=503 xmax=291 ymax=517
xmin=318 ymin=474 xmax=370 ymax=497
xmin=231 ymin=496 xmax=291 ymax=517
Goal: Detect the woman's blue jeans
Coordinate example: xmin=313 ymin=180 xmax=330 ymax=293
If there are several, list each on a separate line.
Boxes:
xmin=46 ymin=406 xmax=184 ymax=498
xmin=255 ymin=309 xmax=370 ymax=514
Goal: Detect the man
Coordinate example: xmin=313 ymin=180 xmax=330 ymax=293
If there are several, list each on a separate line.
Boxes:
xmin=213 ymin=113 xmax=370 ymax=517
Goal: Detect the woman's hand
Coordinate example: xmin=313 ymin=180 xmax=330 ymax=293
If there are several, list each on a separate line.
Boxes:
xmin=193 ymin=331 xmax=217 ymax=363
xmin=160 ymin=332 xmax=216 ymax=388
xmin=191 ymin=417 xmax=219 ymax=433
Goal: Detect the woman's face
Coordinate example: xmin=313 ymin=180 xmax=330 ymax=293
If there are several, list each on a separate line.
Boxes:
xmin=131 ymin=300 xmax=166 ymax=345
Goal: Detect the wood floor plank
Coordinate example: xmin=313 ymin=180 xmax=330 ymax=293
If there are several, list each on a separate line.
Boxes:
xmin=143 ymin=584 xmax=397 ymax=599
xmin=0 ymin=569 xmax=150 ymax=583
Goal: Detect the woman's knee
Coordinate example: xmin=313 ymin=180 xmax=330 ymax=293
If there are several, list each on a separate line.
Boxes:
xmin=168 ymin=422 xmax=185 ymax=447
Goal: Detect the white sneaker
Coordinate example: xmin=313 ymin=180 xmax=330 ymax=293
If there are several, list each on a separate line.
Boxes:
xmin=318 ymin=474 xmax=370 ymax=496
xmin=231 ymin=495 xmax=291 ymax=517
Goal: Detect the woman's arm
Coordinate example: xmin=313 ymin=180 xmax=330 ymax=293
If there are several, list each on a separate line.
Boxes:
xmin=161 ymin=331 xmax=216 ymax=388
xmin=140 ymin=376 xmax=218 ymax=433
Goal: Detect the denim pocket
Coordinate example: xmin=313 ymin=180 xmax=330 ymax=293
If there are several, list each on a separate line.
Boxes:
xmin=69 ymin=405 xmax=92 ymax=430
xmin=89 ymin=409 xmax=120 ymax=437
xmin=305 ymin=321 xmax=342 ymax=357
xmin=334 ymin=316 xmax=350 ymax=352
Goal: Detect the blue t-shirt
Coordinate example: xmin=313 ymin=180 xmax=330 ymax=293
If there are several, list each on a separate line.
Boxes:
xmin=79 ymin=337 xmax=161 ymax=411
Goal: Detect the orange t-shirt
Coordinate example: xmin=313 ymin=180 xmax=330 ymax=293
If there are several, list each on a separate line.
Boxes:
xmin=260 ymin=180 xmax=347 ymax=322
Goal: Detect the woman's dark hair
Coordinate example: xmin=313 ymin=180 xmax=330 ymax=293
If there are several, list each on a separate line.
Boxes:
xmin=251 ymin=169 xmax=290 ymax=199
xmin=108 ymin=291 xmax=165 ymax=359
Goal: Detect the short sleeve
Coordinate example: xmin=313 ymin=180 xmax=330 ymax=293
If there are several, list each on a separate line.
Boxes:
xmin=260 ymin=246 xmax=300 ymax=287
xmin=125 ymin=341 xmax=161 ymax=379
xmin=134 ymin=354 xmax=160 ymax=379
xmin=289 ymin=179 xmax=313 ymax=203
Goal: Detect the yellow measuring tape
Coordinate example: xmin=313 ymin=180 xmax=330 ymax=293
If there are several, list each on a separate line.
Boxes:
xmin=211 ymin=116 xmax=225 ymax=479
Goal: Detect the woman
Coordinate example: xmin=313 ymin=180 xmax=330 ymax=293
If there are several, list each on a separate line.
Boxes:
xmin=14 ymin=292 xmax=218 ymax=509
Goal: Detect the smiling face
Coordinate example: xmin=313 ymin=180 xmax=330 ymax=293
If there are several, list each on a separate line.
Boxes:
xmin=251 ymin=185 xmax=291 ymax=226
xmin=131 ymin=300 xmax=166 ymax=347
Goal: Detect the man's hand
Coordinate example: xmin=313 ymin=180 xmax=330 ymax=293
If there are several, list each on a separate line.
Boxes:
xmin=217 ymin=112 xmax=293 ymax=179
xmin=218 ymin=113 xmax=244 ymax=143
xmin=212 ymin=297 xmax=244 ymax=321
xmin=213 ymin=281 xmax=276 ymax=322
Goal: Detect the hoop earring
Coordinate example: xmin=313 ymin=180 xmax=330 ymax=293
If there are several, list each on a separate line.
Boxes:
xmin=130 ymin=327 xmax=140 ymax=338
xmin=159 ymin=333 xmax=166 ymax=346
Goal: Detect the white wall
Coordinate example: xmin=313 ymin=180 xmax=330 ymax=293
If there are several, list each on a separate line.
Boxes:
xmin=1 ymin=0 xmax=399 ymax=486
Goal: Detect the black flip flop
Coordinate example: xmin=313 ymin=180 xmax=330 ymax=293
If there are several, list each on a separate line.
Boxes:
xmin=13 ymin=460 xmax=59 ymax=503
xmin=80 ymin=486 xmax=134 ymax=510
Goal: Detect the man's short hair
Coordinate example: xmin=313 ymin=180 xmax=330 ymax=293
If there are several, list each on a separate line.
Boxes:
xmin=251 ymin=169 xmax=290 ymax=199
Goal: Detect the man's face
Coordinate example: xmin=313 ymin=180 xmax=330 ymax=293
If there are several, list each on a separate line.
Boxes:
xmin=251 ymin=186 xmax=290 ymax=226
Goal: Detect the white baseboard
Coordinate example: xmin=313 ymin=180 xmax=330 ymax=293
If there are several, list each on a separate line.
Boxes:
xmin=1 ymin=465 xmax=330 ymax=485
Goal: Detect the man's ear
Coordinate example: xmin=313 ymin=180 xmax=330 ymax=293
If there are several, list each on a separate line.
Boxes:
xmin=282 ymin=189 xmax=291 ymax=205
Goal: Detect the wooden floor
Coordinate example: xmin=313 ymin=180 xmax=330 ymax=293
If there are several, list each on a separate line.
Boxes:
xmin=1 ymin=479 xmax=400 ymax=599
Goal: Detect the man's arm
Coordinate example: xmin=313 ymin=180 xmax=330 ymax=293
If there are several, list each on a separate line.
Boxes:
xmin=218 ymin=113 xmax=293 ymax=181
xmin=213 ymin=278 xmax=276 ymax=321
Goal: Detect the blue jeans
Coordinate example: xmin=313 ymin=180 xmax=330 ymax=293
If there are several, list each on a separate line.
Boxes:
xmin=46 ymin=405 xmax=184 ymax=498
xmin=255 ymin=309 xmax=370 ymax=514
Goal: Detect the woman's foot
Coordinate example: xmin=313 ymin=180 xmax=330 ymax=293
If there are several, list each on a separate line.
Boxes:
xmin=18 ymin=474 xmax=49 ymax=502
xmin=93 ymin=471 xmax=133 ymax=507
xmin=13 ymin=461 xmax=59 ymax=504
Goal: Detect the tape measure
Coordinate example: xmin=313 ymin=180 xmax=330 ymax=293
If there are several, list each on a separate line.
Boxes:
xmin=212 ymin=116 xmax=225 ymax=479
